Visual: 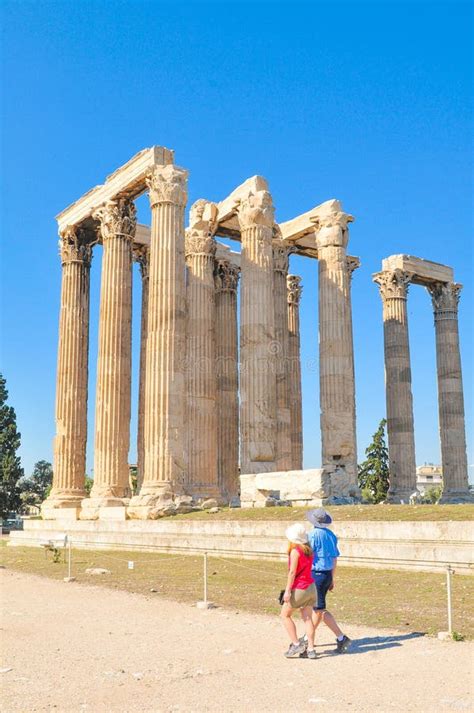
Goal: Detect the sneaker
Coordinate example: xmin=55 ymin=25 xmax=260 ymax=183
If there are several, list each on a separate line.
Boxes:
xmin=298 ymin=634 xmax=308 ymax=646
xmin=336 ymin=635 xmax=351 ymax=653
xmin=284 ymin=641 xmax=306 ymax=658
xmin=306 ymin=649 xmax=317 ymax=660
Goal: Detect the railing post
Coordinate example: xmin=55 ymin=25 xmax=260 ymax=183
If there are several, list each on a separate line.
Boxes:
xmin=204 ymin=551 xmax=208 ymax=606
xmin=446 ymin=565 xmax=453 ymax=635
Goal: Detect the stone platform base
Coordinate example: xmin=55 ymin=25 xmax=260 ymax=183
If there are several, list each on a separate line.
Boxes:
xmin=8 ymin=518 xmax=474 ymax=575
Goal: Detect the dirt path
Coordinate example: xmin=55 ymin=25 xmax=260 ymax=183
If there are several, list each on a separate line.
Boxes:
xmin=1 ymin=570 xmax=473 ymax=713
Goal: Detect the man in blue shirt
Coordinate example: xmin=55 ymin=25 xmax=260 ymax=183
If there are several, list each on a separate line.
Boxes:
xmin=307 ymin=508 xmax=351 ymax=653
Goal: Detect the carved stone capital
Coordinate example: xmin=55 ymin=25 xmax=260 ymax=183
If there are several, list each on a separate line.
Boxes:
xmin=287 ymin=274 xmax=302 ymax=305
xmin=427 ymin=282 xmax=462 ymax=316
xmin=93 ymin=198 xmax=137 ymax=243
xmin=314 ymin=209 xmax=353 ymax=250
xmin=346 ymin=256 xmax=361 ymax=281
xmin=146 ymin=164 xmax=188 ymax=208
xmin=272 ymin=240 xmax=293 ymax=274
xmin=214 ymin=259 xmax=240 ymax=293
xmin=185 ymin=200 xmax=218 ymax=259
xmin=238 ymin=190 xmax=274 ymax=230
xmin=373 ymin=269 xmax=412 ymax=301
xmin=58 ymin=226 xmax=94 ymax=266
xmin=132 ymin=244 xmax=149 ymax=279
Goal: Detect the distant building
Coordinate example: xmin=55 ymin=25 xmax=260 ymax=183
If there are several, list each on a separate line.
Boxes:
xmin=416 ymin=464 xmax=442 ymax=494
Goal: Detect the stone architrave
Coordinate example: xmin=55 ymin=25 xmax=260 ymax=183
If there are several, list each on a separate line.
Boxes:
xmin=133 ymin=244 xmax=149 ymax=494
xmin=314 ymin=203 xmax=359 ymax=500
xmin=42 ymin=227 xmax=93 ymax=517
xmin=427 ymin=282 xmax=472 ymax=503
xmin=373 ymin=269 xmax=416 ymax=502
xmin=273 ymin=238 xmax=293 ymax=471
xmin=128 ymin=165 xmax=188 ymax=517
xmin=185 ymin=200 xmax=220 ymax=499
xmin=238 ymin=190 xmax=277 ymax=474
xmin=215 ymin=258 xmax=240 ymax=500
xmin=287 ymin=274 xmax=303 ymax=471
xmin=82 ymin=199 xmax=136 ymax=516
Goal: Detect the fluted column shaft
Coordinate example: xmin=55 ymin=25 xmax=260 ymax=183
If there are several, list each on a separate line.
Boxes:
xmin=132 ymin=165 xmax=188 ymax=506
xmin=238 ymin=191 xmax=277 ymax=474
xmin=43 ymin=228 xmax=92 ymax=514
xmin=89 ymin=199 xmax=135 ymax=508
xmin=185 ymin=200 xmax=219 ymax=498
xmin=134 ymin=245 xmax=149 ymax=493
xmin=315 ymin=206 xmax=359 ymax=498
xmin=428 ymin=282 xmax=471 ymax=502
xmin=215 ymin=259 xmax=240 ymax=499
xmin=273 ymin=242 xmax=292 ymax=471
xmin=373 ymin=269 xmax=416 ymax=502
xmin=287 ymin=275 xmax=303 ymax=470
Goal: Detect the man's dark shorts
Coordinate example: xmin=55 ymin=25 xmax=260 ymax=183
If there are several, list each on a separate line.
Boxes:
xmin=312 ymin=570 xmax=333 ymax=610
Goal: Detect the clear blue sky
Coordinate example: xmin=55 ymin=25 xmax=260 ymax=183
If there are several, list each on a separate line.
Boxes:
xmin=1 ymin=0 xmax=472 ymax=481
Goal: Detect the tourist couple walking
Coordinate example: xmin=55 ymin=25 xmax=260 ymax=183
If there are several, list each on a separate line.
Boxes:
xmin=281 ymin=508 xmax=351 ymax=659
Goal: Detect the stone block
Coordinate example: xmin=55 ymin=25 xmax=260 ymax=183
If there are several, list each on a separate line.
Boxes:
xmin=41 ymin=507 xmax=80 ymax=521
xmin=382 ymin=255 xmax=454 ymax=285
xmin=99 ymin=507 xmax=128 ymax=521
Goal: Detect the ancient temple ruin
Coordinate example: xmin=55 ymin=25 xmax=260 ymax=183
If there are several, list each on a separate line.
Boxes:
xmin=42 ymin=146 xmax=471 ymax=520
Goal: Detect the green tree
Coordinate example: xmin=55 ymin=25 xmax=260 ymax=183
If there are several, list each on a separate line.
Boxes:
xmin=358 ymin=418 xmax=390 ymax=504
xmin=0 ymin=374 xmax=24 ymax=517
xmin=19 ymin=460 xmax=53 ymax=510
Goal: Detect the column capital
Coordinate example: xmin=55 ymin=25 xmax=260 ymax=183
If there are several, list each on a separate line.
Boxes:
xmin=214 ymin=258 xmax=240 ymax=293
xmin=237 ymin=190 xmax=274 ymax=230
xmin=58 ymin=226 xmax=94 ymax=266
xmin=146 ymin=164 xmax=188 ymax=208
xmin=427 ymin=281 xmax=462 ymax=319
xmin=373 ymin=269 xmax=412 ymax=301
xmin=272 ymin=240 xmax=293 ymax=273
xmin=346 ymin=256 xmax=361 ymax=281
xmin=185 ymin=199 xmax=218 ymax=259
xmin=132 ymin=244 xmax=149 ymax=279
xmin=313 ymin=207 xmax=353 ymax=249
xmin=93 ymin=198 xmax=137 ymax=242
xmin=287 ymin=274 xmax=302 ymax=305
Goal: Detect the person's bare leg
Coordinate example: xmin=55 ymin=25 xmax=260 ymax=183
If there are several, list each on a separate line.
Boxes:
xmin=322 ymin=610 xmax=343 ymax=638
xmin=280 ymin=604 xmax=298 ymax=644
xmin=301 ymin=606 xmax=315 ymax=650
xmin=311 ymin=609 xmax=324 ymax=633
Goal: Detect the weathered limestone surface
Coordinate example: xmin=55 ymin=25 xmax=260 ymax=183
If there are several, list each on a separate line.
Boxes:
xmin=238 ymin=190 xmax=277 ymax=474
xmin=373 ymin=269 xmax=416 ymax=502
xmin=382 ymin=255 xmax=454 ymax=286
xmin=43 ymin=228 xmax=93 ymax=518
xmin=133 ymin=244 xmax=149 ymax=493
xmin=287 ymin=275 xmax=303 ymax=470
xmin=314 ymin=201 xmax=359 ymax=500
xmin=185 ymin=200 xmax=220 ymax=499
xmin=82 ymin=199 xmax=136 ymax=517
xmin=240 ymin=469 xmax=329 ymax=507
xmin=273 ymin=239 xmax=292 ymax=471
xmin=215 ymin=259 xmax=240 ymax=500
xmin=427 ymin=282 xmax=472 ymax=503
xmin=128 ymin=165 xmax=188 ymax=518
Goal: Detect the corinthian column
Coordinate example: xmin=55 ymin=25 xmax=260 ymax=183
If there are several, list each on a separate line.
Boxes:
xmin=128 ymin=165 xmax=188 ymax=517
xmin=42 ymin=227 xmax=93 ymax=518
xmin=238 ymin=190 xmax=277 ymax=474
xmin=82 ymin=199 xmax=135 ymax=516
xmin=287 ymin=274 xmax=303 ymax=471
xmin=215 ymin=259 xmax=240 ymax=500
xmin=314 ymin=203 xmax=359 ymax=500
xmin=427 ymin=282 xmax=472 ymax=503
xmin=273 ymin=239 xmax=292 ymax=471
xmin=373 ymin=269 xmax=416 ymax=502
xmin=133 ymin=244 xmax=149 ymax=494
xmin=185 ymin=200 xmax=219 ymax=499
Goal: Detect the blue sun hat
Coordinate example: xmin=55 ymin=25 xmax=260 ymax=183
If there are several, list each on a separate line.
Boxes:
xmin=306 ymin=507 xmax=332 ymax=527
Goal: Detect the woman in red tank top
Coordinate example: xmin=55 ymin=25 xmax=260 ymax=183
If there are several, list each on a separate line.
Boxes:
xmin=280 ymin=523 xmax=317 ymax=659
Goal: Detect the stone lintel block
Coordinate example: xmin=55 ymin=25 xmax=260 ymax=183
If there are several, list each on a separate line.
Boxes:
xmin=56 ymin=146 xmax=174 ymax=231
xmin=240 ymin=469 xmax=328 ymax=506
xmin=99 ymin=507 xmax=128 ymax=521
xmin=382 ymin=255 xmax=454 ymax=286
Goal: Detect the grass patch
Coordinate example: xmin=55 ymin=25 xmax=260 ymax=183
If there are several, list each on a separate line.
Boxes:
xmin=173 ymin=504 xmax=474 ymax=522
xmin=2 ymin=544 xmax=473 ymax=640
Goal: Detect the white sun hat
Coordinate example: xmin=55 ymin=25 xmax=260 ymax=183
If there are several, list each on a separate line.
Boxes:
xmin=285 ymin=523 xmax=309 ymax=545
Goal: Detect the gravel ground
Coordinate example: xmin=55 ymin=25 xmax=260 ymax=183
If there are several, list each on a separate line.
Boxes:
xmin=1 ymin=569 xmax=473 ymax=713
